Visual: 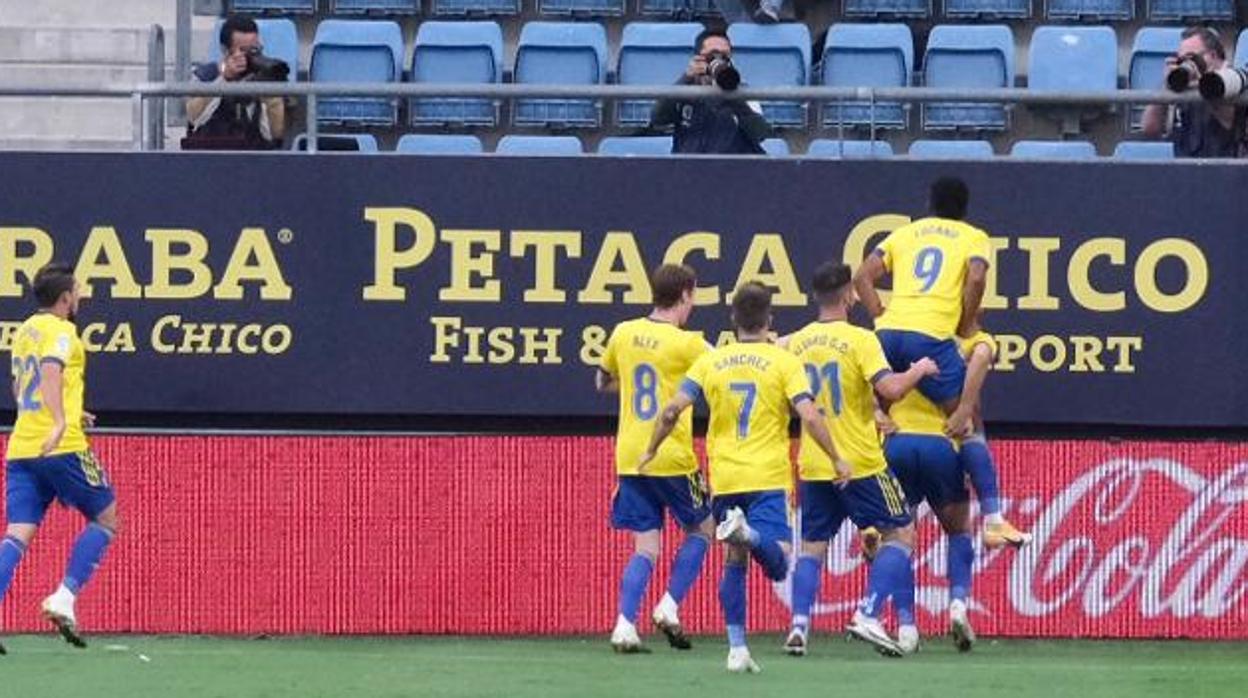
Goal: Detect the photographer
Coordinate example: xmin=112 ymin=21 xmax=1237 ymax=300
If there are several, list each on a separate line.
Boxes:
xmin=650 ymin=29 xmax=774 ymax=155
xmin=1141 ymin=26 xmax=1247 ymax=158
xmin=185 ymin=16 xmax=288 ymax=150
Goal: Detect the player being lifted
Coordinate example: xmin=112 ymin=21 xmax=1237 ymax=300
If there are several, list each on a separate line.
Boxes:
xmin=0 ymin=263 xmax=120 ymax=653
xmin=597 ymin=264 xmax=715 ymax=653
xmin=783 ymin=263 xmax=938 ymax=657
xmin=640 ymin=282 xmax=842 ymax=674
xmin=853 ymin=176 xmax=989 ymax=414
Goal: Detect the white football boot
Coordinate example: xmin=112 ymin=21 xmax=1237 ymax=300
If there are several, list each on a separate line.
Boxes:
xmin=726 ymin=646 xmax=762 ymax=674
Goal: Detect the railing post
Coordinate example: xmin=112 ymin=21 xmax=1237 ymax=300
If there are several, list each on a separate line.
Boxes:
xmin=176 ymin=0 xmax=192 ymax=83
xmin=147 ymin=25 xmax=166 ymax=151
xmin=132 ymin=92 xmax=145 ymax=151
xmin=306 ymin=94 xmax=318 ymax=153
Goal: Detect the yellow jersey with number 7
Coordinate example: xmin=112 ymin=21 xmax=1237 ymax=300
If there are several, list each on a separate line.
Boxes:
xmin=6 ymin=313 xmax=89 ymax=460
xmin=680 ymin=341 xmax=810 ymax=495
xmin=874 ymin=217 xmax=992 ymax=341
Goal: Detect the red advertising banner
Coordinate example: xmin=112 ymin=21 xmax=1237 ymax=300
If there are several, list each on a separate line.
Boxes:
xmin=0 ymin=435 xmax=1244 ymax=638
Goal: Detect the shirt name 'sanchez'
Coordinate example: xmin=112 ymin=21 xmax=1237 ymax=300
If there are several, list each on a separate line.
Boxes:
xmin=713 ymin=353 xmax=771 ymax=373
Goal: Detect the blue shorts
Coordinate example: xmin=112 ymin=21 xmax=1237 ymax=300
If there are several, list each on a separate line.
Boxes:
xmin=712 ymin=490 xmax=792 ymax=543
xmin=842 ymin=471 xmax=912 ymax=531
xmin=798 ymin=480 xmax=849 ymax=542
xmin=877 ymin=329 xmax=966 ymax=405
xmin=611 ymin=473 xmax=710 ymax=532
xmin=885 ymin=433 xmax=969 ymax=510
xmin=5 ymin=451 xmax=116 ymax=525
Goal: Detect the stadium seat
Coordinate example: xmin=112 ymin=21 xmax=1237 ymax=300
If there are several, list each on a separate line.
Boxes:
xmin=496 ymin=135 xmax=585 ymax=155
xmin=922 ymin=24 xmax=1014 ymax=131
xmin=1237 ymin=28 xmax=1248 ymax=67
xmin=208 ymin=18 xmax=299 ymax=81
xmin=1010 ymin=140 xmax=1098 ymax=158
xmin=616 ymin=23 xmax=703 ymax=127
xmin=513 ymin=22 xmax=608 ymax=128
xmin=821 ymin=23 xmax=913 ymax=130
xmin=1046 ymin=0 xmax=1134 ymax=21
xmin=908 ymin=139 xmax=995 ymax=158
xmin=431 ymin=0 xmax=520 ymax=14
xmin=728 ymin=23 xmax=812 ymax=128
xmin=1112 ymin=141 xmax=1176 ymax=159
xmin=805 ymin=139 xmax=895 ymax=158
xmin=844 ymin=0 xmax=932 ymax=18
xmin=539 ymin=0 xmax=626 ymax=16
xmin=638 ymin=0 xmax=721 ymax=18
xmin=1147 ymin=0 xmax=1234 ymax=21
xmin=409 ymin=21 xmax=504 ymax=127
xmin=330 ymin=0 xmax=421 ymax=13
xmin=1127 ymin=27 xmax=1182 ymax=132
xmin=943 ymin=0 xmax=1031 ymax=19
xmin=597 ymin=136 xmax=674 ymax=155
xmin=291 ymin=134 xmax=380 ymax=152
xmin=396 ymin=134 xmax=485 ymax=154
xmin=762 ymin=138 xmax=791 ymax=155
xmin=230 ymin=0 xmax=316 ymax=13
xmin=1028 ymin=26 xmax=1118 ymax=93
xmin=311 ymin=20 xmax=404 ymax=126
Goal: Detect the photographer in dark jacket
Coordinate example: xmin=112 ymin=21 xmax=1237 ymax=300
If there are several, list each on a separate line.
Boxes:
xmin=651 ymin=29 xmax=773 ymax=155
xmin=1141 ymin=26 xmax=1247 ymax=158
xmin=185 ymin=16 xmax=288 ymax=150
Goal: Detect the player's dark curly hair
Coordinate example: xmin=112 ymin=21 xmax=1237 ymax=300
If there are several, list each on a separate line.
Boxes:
xmin=930 ymin=177 xmax=969 ymax=220
xmin=32 ymin=262 xmax=76 ymax=308
xmin=811 ymin=261 xmax=852 ymax=307
xmin=731 ymin=281 xmax=772 ymax=334
xmin=650 ymin=264 xmax=697 ymax=309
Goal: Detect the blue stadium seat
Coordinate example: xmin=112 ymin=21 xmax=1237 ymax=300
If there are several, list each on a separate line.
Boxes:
xmin=208 ymin=18 xmax=299 ymax=80
xmin=729 ymin=23 xmax=812 ymax=128
xmin=539 ymin=0 xmax=626 ymax=16
xmin=330 ymin=0 xmax=421 ymax=13
xmin=908 ymin=139 xmax=995 ymax=158
xmin=944 ymin=0 xmax=1031 ymax=19
xmin=597 ymin=136 xmax=674 ymax=155
xmin=514 ymin=22 xmax=608 ymax=128
xmin=291 ymin=134 xmax=380 ymax=151
xmin=1148 ymin=0 xmax=1234 ymax=21
xmin=1237 ymin=28 xmax=1248 ymax=67
xmin=1127 ymin=27 xmax=1182 ymax=132
xmin=230 ymin=1 xmax=316 ymax=13
xmin=1047 ymin=0 xmax=1134 ymax=21
xmin=409 ymin=22 xmax=503 ymax=127
xmin=638 ymin=0 xmax=721 ymax=18
xmin=806 ymin=139 xmax=895 ymax=158
xmin=844 ymin=0 xmax=932 ymax=18
xmin=396 ymin=134 xmax=485 ymax=154
xmin=496 ymin=135 xmax=585 ymax=155
xmin=1112 ymin=141 xmax=1176 ymax=159
xmin=1028 ymin=26 xmax=1118 ymax=93
xmin=923 ymin=24 xmax=1013 ymax=130
xmin=1010 ymin=140 xmax=1098 ymax=158
xmin=616 ymin=23 xmax=702 ymax=126
xmin=431 ymin=0 xmax=520 ymax=14
xmin=821 ymin=23 xmax=913 ymax=130
xmin=762 ymin=138 xmax=791 ymax=155
xmin=311 ymin=20 xmax=404 ymax=126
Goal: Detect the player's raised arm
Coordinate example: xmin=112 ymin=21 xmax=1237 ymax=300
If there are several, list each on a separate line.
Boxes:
xmin=946 ymin=341 xmax=992 ymax=438
xmin=874 ymin=357 xmax=940 ymax=403
xmin=639 ymin=390 xmax=695 ymax=472
xmin=37 ymin=360 xmax=66 ymax=457
xmin=853 ymin=253 xmax=888 ymax=319
xmin=958 ymin=258 xmax=988 ymax=338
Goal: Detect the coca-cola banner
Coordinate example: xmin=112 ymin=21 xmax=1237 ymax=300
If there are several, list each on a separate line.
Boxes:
xmin=0 ymin=153 xmax=1244 ymax=426
xmin=1 ymin=434 xmax=1243 ymax=637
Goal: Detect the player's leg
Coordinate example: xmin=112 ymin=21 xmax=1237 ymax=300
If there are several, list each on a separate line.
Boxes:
xmin=844 ymin=471 xmax=916 ymax=657
xmin=787 ymin=480 xmax=845 ymax=655
xmin=43 ymin=451 xmax=118 ymax=648
xmin=1 ymin=458 xmax=56 ymax=646
xmin=713 ymin=496 xmax=760 ymax=674
xmin=609 ymin=476 xmax=662 ymax=652
xmin=716 ymin=491 xmax=791 ymax=582
xmin=961 ymin=434 xmax=1032 ymax=549
xmin=923 ymin=441 xmax=977 ymax=652
xmin=651 ymin=473 xmax=713 ymax=650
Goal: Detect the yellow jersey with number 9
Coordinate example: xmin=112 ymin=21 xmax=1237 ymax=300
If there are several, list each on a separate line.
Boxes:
xmin=601 ymin=318 xmax=708 ymax=477
xmin=874 ymin=217 xmax=991 ymax=341
xmin=6 ymin=313 xmax=89 ymax=460
xmin=681 ymin=341 xmax=809 ymax=495
xmin=788 ymin=321 xmax=891 ymax=481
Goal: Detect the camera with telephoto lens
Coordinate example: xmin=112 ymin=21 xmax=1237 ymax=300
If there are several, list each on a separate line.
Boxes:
xmin=1166 ymin=52 xmax=1207 ymax=92
xmin=1199 ymin=66 xmax=1248 ymax=101
xmin=244 ymin=47 xmax=290 ymax=82
xmin=705 ymin=51 xmax=740 ymax=91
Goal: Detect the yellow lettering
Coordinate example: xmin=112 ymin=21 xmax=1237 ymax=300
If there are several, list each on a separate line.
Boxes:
xmin=662 ymin=232 xmax=722 ymax=305
xmin=1068 ymin=238 xmax=1126 ymax=312
xmin=151 ymin=314 xmax=179 ymax=353
xmin=1016 ymin=237 xmax=1061 ymax=311
xmin=212 ymin=228 xmax=293 ymax=301
xmin=104 ymin=324 xmax=136 ymax=353
xmin=261 ymin=325 xmax=293 ymax=354
xmin=518 ymin=327 xmax=562 ymax=364
xmin=1106 ymin=336 xmax=1144 ymax=373
xmin=842 ymin=214 xmax=909 ymax=307
xmin=0 ymin=322 xmax=18 ymax=351
xmin=510 ymin=231 xmax=582 ymax=303
xmin=363 ymin=207 xmax=438 ymax=301
xmin=1030 ymin=335 xmax=1067 ymax=372
xmin=430 ymin=316 xmax=460 ymax=363
xmin=439 ymin=229 xmax=502 ymax=303
xmin=1068 ymin=335 xmax=1106 ymax=373
xmin=74 ymin=227 xmax=141 ymax=300
xmin=0 ymin=228 xmax=54 ymax=297
xmin=178 ymin=322 xmax=218 ymax=354
xmin=215 ymin=324 xmax=238 ymax=354
xmin=983 ymin=237 xmax=1010 ymax=310
xmin=995 ymin=334 xmax=1027 ymax=371
xmin=732 ymin=234 xmax=806 ymax=306
xmin=580 ymin=325 xmax=608 ymax=366
xmin=1135 ymin=238 xmax=1208 ymax=313
xmin=487 ymin=327 xmax=516 ymax=364
xmin=577 ymin=232 xmax=649 ymax=304
xmin=237 ymin=325 xmax=262 ymax=355
xmin=82 ymin=323 xmax=109 ymax=352
xmin=147 ymin=229 xmax=212 ymax=299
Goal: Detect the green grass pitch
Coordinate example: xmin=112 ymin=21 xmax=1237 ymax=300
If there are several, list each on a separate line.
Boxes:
xmin=1 ymin=634 xmax=1244 ymax=698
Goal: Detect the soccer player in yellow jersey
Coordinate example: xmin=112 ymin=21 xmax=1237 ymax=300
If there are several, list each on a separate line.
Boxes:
xmin=783 ymin=263 xmax=938 ymax=658
xmin=1 ymin=263 xmax=119 ymax=653
xmin=853 ymin=177 xmax=990 ymax=412
xmin=640 ymin=282 xmax=842 ymax=674
xmin=597 ymin=265 xmax=714 ymax=653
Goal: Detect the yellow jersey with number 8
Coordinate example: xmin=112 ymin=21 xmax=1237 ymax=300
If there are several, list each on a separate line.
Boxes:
xmin=6 ymin=313 xmax=89 ymax=460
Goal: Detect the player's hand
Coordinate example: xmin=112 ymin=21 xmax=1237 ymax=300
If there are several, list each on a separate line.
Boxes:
xmin=911 ymin=357 xmax=940 ymax=377
xmin=833 ymin=459 xmax=853 ymax=486
xmin=638 ymin=450 xmax=656 ymax=474
xmin=944 ymin=408 xmax=975 ymax=439
xmin=39 ymin=422 xmax=66 ymax=457
xmin=685 ymin=54 xmax=708 ymax=80
xmin=875 ymin=409 xmax=898 ymax=436
xmin=82 ymin=411 xmax=97 ymax=429
xmin=222 ymin=50 xmax=249 ymax=81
